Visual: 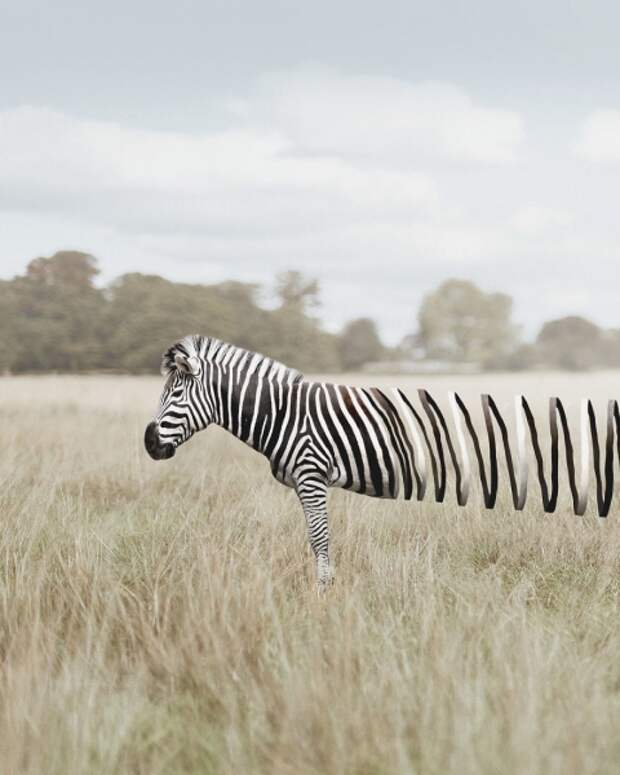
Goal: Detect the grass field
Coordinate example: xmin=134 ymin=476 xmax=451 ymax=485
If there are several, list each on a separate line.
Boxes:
xmin=2 ymin=371 xmax=620 ymax=774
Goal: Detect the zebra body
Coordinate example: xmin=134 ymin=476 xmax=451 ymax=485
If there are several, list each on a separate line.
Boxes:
xmin=145 ymin=335 xmax=620 ymax=587
xmin=145 ymin=335 xmax=417 ymax=584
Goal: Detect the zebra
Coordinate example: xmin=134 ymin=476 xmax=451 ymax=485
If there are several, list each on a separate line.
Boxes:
xmin=145 ymin=335 xmax=620 ymax=587
xmin=144 ymin=335 xmax=414 ymax=586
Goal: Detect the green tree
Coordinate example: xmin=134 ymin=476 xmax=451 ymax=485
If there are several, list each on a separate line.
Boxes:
xmin=268 ymin=271 xmax=341 ymax=372
xmin=338 ymin=318 xmax=384 ymax=371
xmin=2 ymin=254 xmax=349 ymax=374
xmin=605 ymin=329 xmax=620 ymax=367
xmin=274 ymin=271 xmax=320 ymax=312
xmin=9 ymin=251 xmax=105 ymax=371
xmin=0 ymin=280 xmax=18 ymax=373
xmin=535 ymin=316 xmax=607 ymax=370
xmin=417 ymin=279 xmax=517 ymax=367
xmin=105 ymin=274 xmax=230 ymax=371
xmin=103 ymin=273 xmax=287 ymax=372
xmin=210 ymin=280 xmax=276 ymax=355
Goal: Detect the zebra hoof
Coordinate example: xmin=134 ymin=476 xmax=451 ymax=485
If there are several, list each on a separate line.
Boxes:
xmin=316 ymin=575 xmax=335 ymax=596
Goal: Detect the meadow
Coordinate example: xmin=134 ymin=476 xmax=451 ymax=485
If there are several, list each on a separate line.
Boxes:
xmin=2 ymin=371 xmax=620 ymax=774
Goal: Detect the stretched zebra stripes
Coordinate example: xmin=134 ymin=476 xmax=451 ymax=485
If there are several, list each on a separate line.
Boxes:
xmin=412 ymin=390 xmax=619 ymax=518
xmin=145 ymin=335 xmax=620 ymax=586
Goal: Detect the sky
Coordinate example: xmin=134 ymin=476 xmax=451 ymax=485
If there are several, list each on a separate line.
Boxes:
xmin=1 ymin=0 xmax=620 ymax=344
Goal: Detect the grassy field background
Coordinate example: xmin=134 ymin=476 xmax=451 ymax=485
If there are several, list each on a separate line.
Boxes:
xmin=2 ymin=371 xmax=620 ymax=774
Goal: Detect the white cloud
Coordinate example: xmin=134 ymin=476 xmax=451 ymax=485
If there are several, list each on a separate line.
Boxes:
xmin=0 ymin=70 xmax=526 ymax=247
xmin=233 ymin=69 xmax=524 ymax=165
xmin=0 ymin=72 xmax=525 ymax=251
xmin=576 ymin=110 xmax=620 ymax=162
xmin=0 ymin=104 xmax=438 ymax=235
xmin=4 ymin=71 xmax=619 ymax=344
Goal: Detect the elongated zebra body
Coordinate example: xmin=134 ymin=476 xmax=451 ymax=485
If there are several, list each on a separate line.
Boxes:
xmin=145 ymin=335 xmax=620 ymax=586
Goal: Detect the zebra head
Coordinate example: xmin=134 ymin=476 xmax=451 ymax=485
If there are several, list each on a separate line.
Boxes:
xmin=144 ymin=336 xmax=213 ymax=460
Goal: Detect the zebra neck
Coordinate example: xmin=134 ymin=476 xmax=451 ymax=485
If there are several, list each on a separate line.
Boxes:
xmin=214 ymin=370 xmax=298 ymax=455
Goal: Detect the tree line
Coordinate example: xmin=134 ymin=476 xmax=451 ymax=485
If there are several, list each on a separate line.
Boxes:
xmin=0 ymin=252 xmax=383 ymax=374
xmin=404 ymin=278 xmax=620 ymax=371
xmin=0 ymin=252 xmax=618 ymax=373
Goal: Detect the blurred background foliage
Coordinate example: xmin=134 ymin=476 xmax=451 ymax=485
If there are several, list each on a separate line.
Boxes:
xmin=1 ymin=251 xmax=619 ymax=373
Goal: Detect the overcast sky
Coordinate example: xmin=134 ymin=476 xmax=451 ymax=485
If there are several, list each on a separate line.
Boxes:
xmin=2 ymin=0 xmax=620 ymax=343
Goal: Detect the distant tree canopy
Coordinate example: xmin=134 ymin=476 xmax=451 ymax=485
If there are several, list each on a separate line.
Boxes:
xmin=1 ymin=252 xmax=105 ymax=372
xmin=268 ymin=271 xmax=341 ymax=373
xmin=338 ymin=318 xmax=385 ymax=371
xmin=406 ymin=279 xmax=620 ymax=371
xmin=3 ymin=254 xmax=619 ymax=374
xmin=416 ymin=279 xmax=518 ymax=367
xmin=535 ymin=316 xmax=618 ymax=371
xmin=0 ymin=252 xmax=365 ymax=374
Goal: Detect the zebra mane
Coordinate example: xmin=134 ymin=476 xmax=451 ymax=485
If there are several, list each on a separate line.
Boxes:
xmin=161 ymin=335 xmax=304 ymax=384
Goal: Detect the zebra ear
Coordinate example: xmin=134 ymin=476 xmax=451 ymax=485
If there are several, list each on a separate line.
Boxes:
xmin=174 ymin=352 xmax=200 ymax=376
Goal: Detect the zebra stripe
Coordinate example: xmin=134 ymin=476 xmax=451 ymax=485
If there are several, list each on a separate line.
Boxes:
xmin=146 ymin=335 xmax=620 ymax=586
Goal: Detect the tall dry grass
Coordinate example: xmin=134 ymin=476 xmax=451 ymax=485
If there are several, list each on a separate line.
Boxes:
xmin=2 ymin=373 xmax=620 ymax=774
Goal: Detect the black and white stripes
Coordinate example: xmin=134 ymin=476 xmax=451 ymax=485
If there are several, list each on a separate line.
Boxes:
xmin=146 ymin=335 xmax=620 ymax=586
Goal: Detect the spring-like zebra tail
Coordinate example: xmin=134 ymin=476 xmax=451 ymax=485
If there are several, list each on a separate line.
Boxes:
xmin=391 ymin=388 xmax=620 ymax=518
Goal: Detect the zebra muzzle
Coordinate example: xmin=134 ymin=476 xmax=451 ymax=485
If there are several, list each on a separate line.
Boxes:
xmin=144 ymin=421 xmax=176 ymax=460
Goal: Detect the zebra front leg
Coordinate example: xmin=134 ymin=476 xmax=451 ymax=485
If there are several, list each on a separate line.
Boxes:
xmin=294 ymin=474 xmax=333 ymax=589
